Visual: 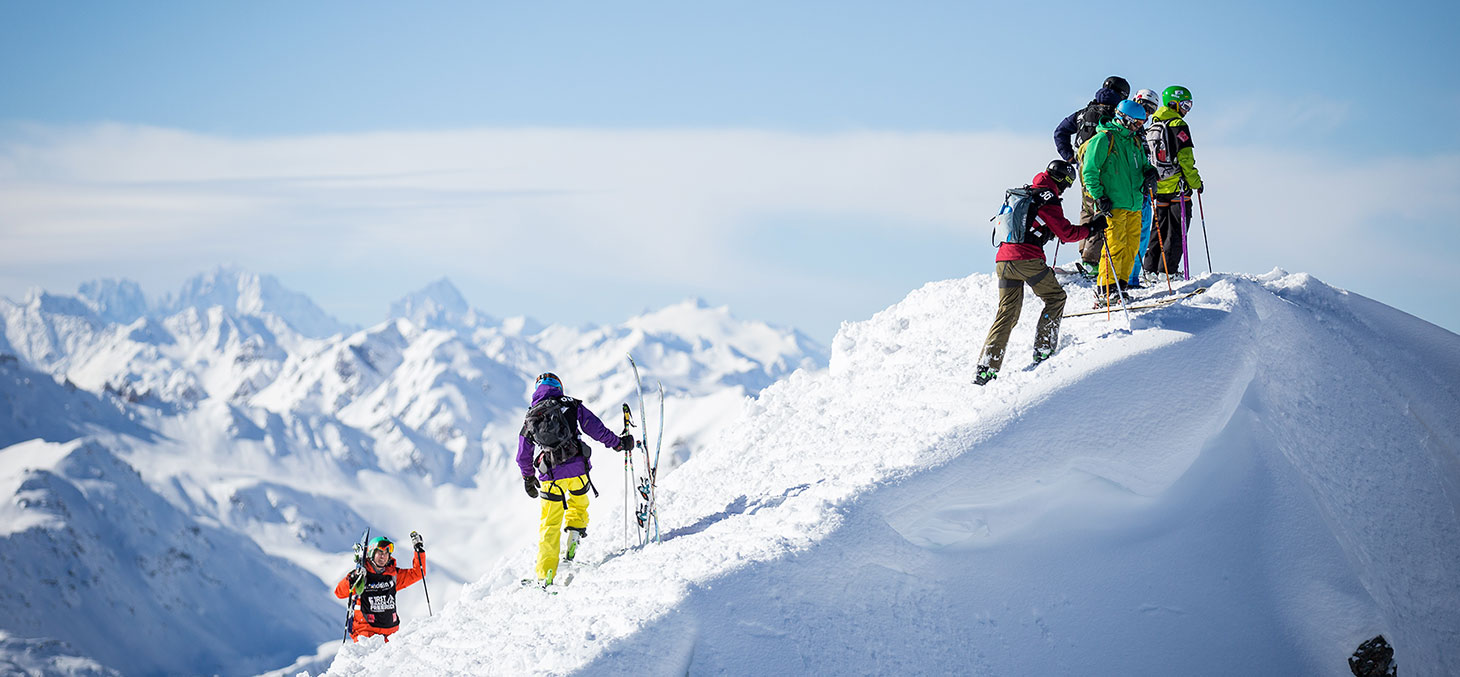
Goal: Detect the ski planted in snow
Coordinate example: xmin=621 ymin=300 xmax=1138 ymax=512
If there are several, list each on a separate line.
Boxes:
xmin=1063 ymin=287 xmax=1207 ymax=318
xmin=342 ymin=527 xmax=370 ymax=643
xmin=626 ymin=355 xmax=659 ymax=547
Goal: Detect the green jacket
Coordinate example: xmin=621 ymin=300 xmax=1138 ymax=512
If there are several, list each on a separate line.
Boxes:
xmin=1079 ymin=118 xmax=1152 ymax=212
xmin=1150 ymin=106 xmax=1203 ymax=194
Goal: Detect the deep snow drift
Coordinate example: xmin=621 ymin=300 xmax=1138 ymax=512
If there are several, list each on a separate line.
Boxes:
xmin=323 ymin=270 xmax=1460 ymax=677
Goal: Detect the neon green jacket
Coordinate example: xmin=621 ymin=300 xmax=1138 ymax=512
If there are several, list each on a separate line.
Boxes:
xmin=1079 ymin=119 xmax=1152 ymax=212
xmin=1151 ymin=106 xmax=1203 ymax=194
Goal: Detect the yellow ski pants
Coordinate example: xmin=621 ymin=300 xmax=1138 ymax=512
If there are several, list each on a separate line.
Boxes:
xmin=535 ymin=475 xmax=590 ymax=581
xmin=1097 ymin=208 xmax=1143 ymax=287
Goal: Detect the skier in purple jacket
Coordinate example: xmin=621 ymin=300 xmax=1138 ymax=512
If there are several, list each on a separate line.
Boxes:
xmin=517 ymin=372 xmax=631 ymax=586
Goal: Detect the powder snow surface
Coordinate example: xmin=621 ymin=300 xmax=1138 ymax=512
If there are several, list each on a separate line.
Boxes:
xmin=323 ymin=271 xmax=1460 ymax=677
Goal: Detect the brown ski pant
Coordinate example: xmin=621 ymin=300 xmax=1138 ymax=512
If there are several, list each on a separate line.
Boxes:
xmin=978 ymin=259 xmax=1067 ymax=372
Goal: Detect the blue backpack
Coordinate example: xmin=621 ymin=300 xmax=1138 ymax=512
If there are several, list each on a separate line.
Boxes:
xmin=991 ymin=186 xmax=1057 ymax=246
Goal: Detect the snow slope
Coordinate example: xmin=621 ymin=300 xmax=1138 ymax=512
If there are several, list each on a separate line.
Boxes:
xmin=0 ymin=270 xmax=828 ymax=675
xmin=322 ymin=271 xmax=1460 ymax=677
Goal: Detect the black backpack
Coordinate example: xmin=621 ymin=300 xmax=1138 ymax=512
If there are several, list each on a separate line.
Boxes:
xmin=991 ymin=186 xmax=1058 ymax=246
xmin=1075 ymin=101 xmax=1116 ymax=148
xmin=522 ymin=396 xmax=584 ymax=472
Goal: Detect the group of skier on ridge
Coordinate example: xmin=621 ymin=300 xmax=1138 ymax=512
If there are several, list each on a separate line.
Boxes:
xmin=331 ymin=74 xmax=1205 ymax=642
xmin=974 ymin=75 xmax=1206 ymax=386
xmin=336 ymin=371 xmax=631 ymax=642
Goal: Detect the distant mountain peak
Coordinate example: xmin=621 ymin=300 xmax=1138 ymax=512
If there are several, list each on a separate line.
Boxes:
xmin=162 ymin=267 xmax=350 ymax=339
xmin=388 ymin=277 xmax=498 ymax=331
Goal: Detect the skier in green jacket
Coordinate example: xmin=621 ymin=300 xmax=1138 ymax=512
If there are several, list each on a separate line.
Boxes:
xmin=1080 ymin=99 xmax=1157 ymax=306
xmin=1142 ymin=85 xmax=1204 ymax=279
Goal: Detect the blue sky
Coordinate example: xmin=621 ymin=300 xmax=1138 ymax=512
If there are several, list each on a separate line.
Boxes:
xmin=3 ymin=1 xmax=1458 ymax=339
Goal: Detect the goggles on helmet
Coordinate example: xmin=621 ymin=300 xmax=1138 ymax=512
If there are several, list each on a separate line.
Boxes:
xmin=536 ymin=374 xmax=562 ymax=389
xmin=1177 ymin=100 xmax=1193 ymax=115
xmin=369 ymin=537 xmax=394 ymax=558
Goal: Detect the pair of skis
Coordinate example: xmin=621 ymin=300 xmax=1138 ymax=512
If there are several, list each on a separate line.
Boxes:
xmin=624 ymin=355 xmax=664 ymax=549
xmin=342 ymin=527 xmax=370 ymax=643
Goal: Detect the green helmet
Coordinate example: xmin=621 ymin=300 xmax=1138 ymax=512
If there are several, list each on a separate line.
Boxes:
xmin=1161 ymin=85 xmax=1193 ymax=108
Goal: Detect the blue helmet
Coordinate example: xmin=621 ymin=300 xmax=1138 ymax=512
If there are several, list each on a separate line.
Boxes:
xmin=1115 ymin=99 xmax=1148 ymax=121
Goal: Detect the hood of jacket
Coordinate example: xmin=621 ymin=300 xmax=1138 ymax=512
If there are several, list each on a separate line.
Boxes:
xmin=531 ymin=383 xmax=563 ymax=405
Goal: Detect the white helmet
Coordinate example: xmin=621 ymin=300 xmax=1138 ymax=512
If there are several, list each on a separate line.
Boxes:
xmin=1133 ymin=89 xmax=1160 ymax=115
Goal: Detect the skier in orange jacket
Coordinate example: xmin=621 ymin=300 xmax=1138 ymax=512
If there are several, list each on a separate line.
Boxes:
xmin=333 ymin=534 xmax=426 ymax=642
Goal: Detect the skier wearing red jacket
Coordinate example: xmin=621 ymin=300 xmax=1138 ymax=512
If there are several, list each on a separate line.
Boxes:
xmin=334 ymin=534 xmax=426 ymax=642
xmin=975 ymin=160 xmax=1098 ymax=386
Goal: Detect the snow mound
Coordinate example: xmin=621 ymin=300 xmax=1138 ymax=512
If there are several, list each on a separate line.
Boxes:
xmin=322 ymin=271 xmax=1460 ymax=677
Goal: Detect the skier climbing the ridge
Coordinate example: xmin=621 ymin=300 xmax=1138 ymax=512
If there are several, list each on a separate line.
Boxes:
xmin=518 ymin=372 xmax=632 ymax=588
xmin=975 ymin=160 xmax=1097 ymax=386
xmin=334 ymin=533 xmax=426 ymax=642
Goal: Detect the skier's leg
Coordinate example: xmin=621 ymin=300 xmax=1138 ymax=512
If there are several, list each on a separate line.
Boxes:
xmin=536 ymin=482 xmax=566 ymax=581
xmin=1108 ymin=209 xmax=1142 ymax=287
xmin=565 ymin=475 xmax=590 ymax=532
xmin=1025 ymin=262 xmax=1066 ymax=358
xmin=1131 ymin=197 xmax=1152 ymax=283
xmin=978 ymin=262 xmax=1026 ymax=373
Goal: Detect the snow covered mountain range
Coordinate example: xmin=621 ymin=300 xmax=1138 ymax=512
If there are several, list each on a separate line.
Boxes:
xmin=0 ymin=267 xmax=828 ymax=676
xmin=320 ymin=270 xmax=1460 ymax=677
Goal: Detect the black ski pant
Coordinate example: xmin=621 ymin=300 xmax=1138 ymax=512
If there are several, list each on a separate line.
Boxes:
xmin=978 ymin=259 xmax=1067 ymax=372
xmin=1144 ymin=192 xmax=1191 ymax=276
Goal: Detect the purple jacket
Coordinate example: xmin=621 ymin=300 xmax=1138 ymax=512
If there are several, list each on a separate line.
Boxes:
xmin=516 ymin=383 xmax=623 ymax=481
xmin=1054 ymin=87 xmax=1126 ymax=163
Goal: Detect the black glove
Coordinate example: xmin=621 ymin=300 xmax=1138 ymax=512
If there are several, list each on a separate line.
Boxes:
xmin=1085 ymin=220 xmax=1106 ymax=237
xmin=1196 ymin=183 xmax=1205 ymax=195
xmin=1095 ymin=196 xmax=1113 ymax=215
xmin=523 ymin=475 xmax=540 ymax=499
xmin=410 ymin=530 xmax=425 ymax=553
xmin=1142 ymin=168 xmax=1158 ymax=194
xmin=616 ymin=433 xmax=635 ymax=452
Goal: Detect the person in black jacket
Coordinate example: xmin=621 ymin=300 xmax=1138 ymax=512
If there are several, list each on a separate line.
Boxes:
xmin=1053 ymin=76 xmax=1129 ymax=278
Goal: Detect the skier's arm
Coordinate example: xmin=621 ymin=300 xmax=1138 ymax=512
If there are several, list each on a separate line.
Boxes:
xmin=516 ymin=435 xmax=535 ymax=478
xmin=1053 ymin=110 xmax=1080 ymax=163
xmin=394 ymin=550 xmax=427 ymax=589
xmin=1169 ymin=120 xmax=1202 ymax=191
xmin=333 ymin=572 xmax=354 ymax=599
xmin=1079 ymin=134 xmax=1110 ymax=201
xmin=577 ymin=405 xmax=624 ymax=449
xmin=1038 ymin=202 xmax=1091 ymax=243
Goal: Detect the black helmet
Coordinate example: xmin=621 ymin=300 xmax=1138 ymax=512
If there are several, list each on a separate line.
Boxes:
xmin=536 ymin=372 xmax=562 ymax=389
xmin=1046 ymin=159 xmax=1077 ymax=188
xmin=1102 ymin=75 xmax=1130 ymax=99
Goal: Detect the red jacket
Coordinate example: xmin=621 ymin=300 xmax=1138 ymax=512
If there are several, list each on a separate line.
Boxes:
xmin=995 ymin=171 xmax=1092 ymax=263
xmin=334 ymin=549 xmax=426 ymax=641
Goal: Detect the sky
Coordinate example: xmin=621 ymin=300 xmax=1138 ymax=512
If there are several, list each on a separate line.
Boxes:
xmin=2 ymin=1 xmax=1458 ymax=341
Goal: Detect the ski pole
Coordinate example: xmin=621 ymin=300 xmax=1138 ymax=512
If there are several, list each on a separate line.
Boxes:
xmin=1180 ymin=189 xmax=1191 ymax=281
xmin=410 ymin=531 xmax=432 ymax=616
xmin=1197 ymin=191 xmax=1212 ymax=273
xmin=621 ymin=403 xmax=634 ymax=551
xmin=1099 ymin=214 xmax=1133 ymax=327
xmin=1150 ymin=191 xmax=1173 ymax=295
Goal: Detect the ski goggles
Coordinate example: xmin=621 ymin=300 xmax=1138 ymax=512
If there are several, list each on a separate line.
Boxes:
xmin=369 ymin=538 xmax=394 ymax=557
xmin=536 ymin=374 xmax=562 ymax=389
xmin=1177 ymin=100 xmax=1193 ymax=115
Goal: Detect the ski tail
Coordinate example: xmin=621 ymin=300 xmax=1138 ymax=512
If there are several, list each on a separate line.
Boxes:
xmin=343 ymin=527 xmax=369 ymax=643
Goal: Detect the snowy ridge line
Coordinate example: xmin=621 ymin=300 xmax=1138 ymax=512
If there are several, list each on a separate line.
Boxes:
xmin=322 ymin=274 xmax=1244 ymax=675
xmin=327 ymin=270 xmax=1459 ymax=676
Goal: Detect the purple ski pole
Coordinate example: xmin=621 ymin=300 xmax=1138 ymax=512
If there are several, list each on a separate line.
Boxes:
xmin=1180 ymin=191 xmax=1191 ymax=281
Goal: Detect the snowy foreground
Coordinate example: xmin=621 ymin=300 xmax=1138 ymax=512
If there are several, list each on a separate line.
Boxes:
xmin=322 ymin=270 xmax=1460 ymax=677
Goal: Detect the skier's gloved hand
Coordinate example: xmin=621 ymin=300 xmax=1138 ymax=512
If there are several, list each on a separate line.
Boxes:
xmin=347 ymin=569 xmax=365 ymax=594
xmin=1196 ymin=183 xmax=1205 ymax=195
xmin=616 ymin=433 xmax=634 ymax=452
xmin=1085 ymin=221 xmax=1106 ymax=238
xmin=1142 ymin=168 xmax=1158 ymax=194
xmin=523 ymin=475 xmax=540 ymax=499
xmin=1095 ymin=196 xmax=1113 ymax=215
xmin=410 ymin=531 xmax=425 ymax=554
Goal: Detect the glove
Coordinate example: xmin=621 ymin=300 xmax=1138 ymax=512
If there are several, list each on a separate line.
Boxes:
xmin=410 ymin=530 xmax=425 ymax=554
xmin=1196 ymin=183 xmax=1205 ymax=195
xmin=1142 ymin=168 xmax=1158 ymax=194
xmin=1085 ymin=220 xmax=1106 ymax=237
xmin=523 ymin=475 xmax=540 ymax=499
xmin=616 ymin=433 xmax=635 ymax=452
xmin=1095 ymin=196 xmax=1113 ymax=215
xmin=347 ymin=569 xmax=365 ymax=594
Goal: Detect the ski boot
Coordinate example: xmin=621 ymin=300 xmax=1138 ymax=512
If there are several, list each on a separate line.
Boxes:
xmin=564 ymin=527 xmax=586 ymax=562
xmin=1032 ymin=349 xmax=1052 ymax=366
xmin=973 ymin=367 xmax=997 ymax=386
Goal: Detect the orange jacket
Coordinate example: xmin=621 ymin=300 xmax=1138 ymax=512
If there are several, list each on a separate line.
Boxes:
xmin=334 ymin=549 xmax=426 ymax=639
